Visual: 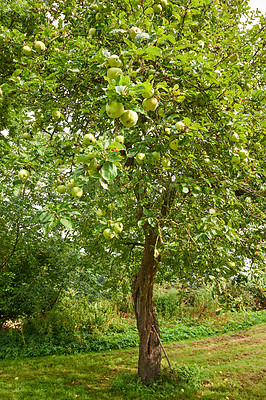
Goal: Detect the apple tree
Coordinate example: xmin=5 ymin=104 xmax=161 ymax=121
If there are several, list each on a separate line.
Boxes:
xmin=1 ymin=0 xmax=265 ymax=381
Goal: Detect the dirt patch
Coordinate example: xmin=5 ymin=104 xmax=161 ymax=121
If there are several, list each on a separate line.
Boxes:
xmin=235 ymin=370 xmax=266 ymax=386
xmin=164 ymin=323 xmax=266 ymax=368
xmin=174 ymin=325 xmax=266 ymax=351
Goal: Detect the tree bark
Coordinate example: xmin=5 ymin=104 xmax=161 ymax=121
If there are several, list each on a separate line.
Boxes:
xmin=132 ymin=227 xmax=161 ymax=382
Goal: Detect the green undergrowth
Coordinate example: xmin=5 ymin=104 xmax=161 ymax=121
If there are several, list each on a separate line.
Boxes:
xmin=111 ymin=364 xmax=208 ymax=399
xmin=0 ymin=310 xmax=265 ymax=360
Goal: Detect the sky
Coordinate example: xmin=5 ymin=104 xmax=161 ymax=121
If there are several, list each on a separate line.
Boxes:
xmin=249 ymin=0 xmax=266 ymax=13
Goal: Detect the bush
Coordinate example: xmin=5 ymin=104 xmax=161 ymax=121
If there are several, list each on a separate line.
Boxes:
xmin=153 ymin=283 xmax=220 ymax=321
xmin=22 ymin=293 xmax=132 ymax=337
xmin=154 ymin=286 xmax=182 ymax=318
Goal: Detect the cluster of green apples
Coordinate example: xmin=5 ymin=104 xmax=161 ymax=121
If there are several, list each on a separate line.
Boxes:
xmin=96 ymin=203 xmax=123 ymax=239
xmin=105 ymin=55 xmax=139 ymax=128
xmin=88 ymin=1 xmax=111 ymax=23
xmin=167 ymin=121 xmax=186 ymax=151
xmin=56 ymin=179 xmax=83 ymax=199
xmin=134 ymin=151 xmax=171 ymax=169
xmin=81 ymin=133 xmax=101 ymax=177
xmin=22 ymin=40 xmax=46 ymax=57
xmin=229 ymin=132 xmax=250 ymax=166
xmin=22 ymin=108 xmax=62 ymax=140
xmin=81 ymin=132 xmax=125 ymax=178
xmin=105 ymin=50 xmax=160 ymax=131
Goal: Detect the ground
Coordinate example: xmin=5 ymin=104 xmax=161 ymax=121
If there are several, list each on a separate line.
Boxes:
xmin=0 ymin=323 xmax=265 ymax=399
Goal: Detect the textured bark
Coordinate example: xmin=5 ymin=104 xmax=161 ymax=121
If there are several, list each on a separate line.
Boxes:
xmin=132 ymin=228 xmax=161 ymax=382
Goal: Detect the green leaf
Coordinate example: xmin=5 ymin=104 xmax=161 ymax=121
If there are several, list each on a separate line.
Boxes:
xmin=146 ymin=46 xmax=163 ymax=58
xmin=148 ymin=217 xmax=157 ymax=227
xmin=145 ymin=7 xmax=154 ymax=15
xmin=108 ymin=142 xmax=126 ymax=151
xmin=76 ymin=155 xmax=95 ymax=164
xmin=100 ymin=162 xmax=117 ymax=183
xmin=60 ymin=218 xmax=73 ymax=230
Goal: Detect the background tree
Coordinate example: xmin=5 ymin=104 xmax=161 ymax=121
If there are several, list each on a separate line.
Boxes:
xmin=0 ymin=0 xmax=265 ymax=382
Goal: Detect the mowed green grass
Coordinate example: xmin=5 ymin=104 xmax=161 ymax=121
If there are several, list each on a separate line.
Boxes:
xmin=0 ymin=323 xmax=265 ymax=400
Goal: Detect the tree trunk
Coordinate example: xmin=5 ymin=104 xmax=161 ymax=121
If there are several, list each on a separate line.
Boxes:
xmin=132 ymin=227 xmax=161 ymax=382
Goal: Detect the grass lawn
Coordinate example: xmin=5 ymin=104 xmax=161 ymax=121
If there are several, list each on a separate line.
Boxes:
xmin=0 ymin=323 xmax=265 ymax=400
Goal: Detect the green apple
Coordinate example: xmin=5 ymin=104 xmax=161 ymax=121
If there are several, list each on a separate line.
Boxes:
xmin=142 ymin=89 xmax=154 ymax=99
xmin=160 ymin=0 xmax=168 ymax=6
xmin=254 ymin=142 xmax=261 ymax=150
xmin=23 ymin=132 xmax=31 ymax=140
xmin=57 ymin=185 xmax=66 ymax=194
xmin=175 ymin=121 xmax=185 ymax=131
xmin=231 ymin=154 xmax=241 ymax=165
xmin=83 ymin=133 xmax=96 ymax=145
xmin=34 ymin=40 xmax=46 ymax=53
xmin=108 ymin=202 xmax=115 ymax=211
xmin=169 ymin=138 xmax=179 ymax=150
xmin=129 ymin=26 xmax=142 ymax=39
xmin=66 ymin=179 xmax=75 ymax=188
xmin=152 ymin=151 xmax=160 ymax=162
xmin=106 ymin=100 xmax=124 ymax=118
xmin=120 ymin=110 xmax=138 ymax=127
xmin=108 ymin=55 xmax=122 ymax=68
xmin=165 ymin=127 xmax=171 ymax=135
xmin=52 ymin=110 xmax=61 ymax=120
xmin=115 ymin=135 xmax=125 ymax=144
xmin=142 ymin=97 xmax=158 ymax=111
xmin=107 ymin=67 xmax=123 ymax=81
xmin=162 ymin=158 xmax=171 ymax=168
xmin=153 ymin=4 xmax=162 ymax=13
xmin=96 ymin=209 xmax=105 ymax=218
xmin=22 ymin=45 xmax=32 ymax=56
xmin=230 ymin=133 xmax=239 ymax=142
xmin=55 ymin=158 xmax=64 ymax=166
xmin=89 ymin=28 xmax=96 ymax=37
xmin=18 ymin=169 xmax=30 ymax=181
xmin=113 ymin=222 xmax=123 ymax=233
xmin=198 ymin=40 xmax=204 ymax=48
xmin=71 ymin=186 xmax=83 ymax=198
xmin=228 ymin=261 xmax=236 ymax=268
xmin=135 ymin=153 xmax=146 ymax=164
xmin=239 ymin=149 xmax=249 ymax=159
xmin=103 ymin=228 xmax=114 ymax=239
xmin=230 ymin=53 xmax=238 ymax=62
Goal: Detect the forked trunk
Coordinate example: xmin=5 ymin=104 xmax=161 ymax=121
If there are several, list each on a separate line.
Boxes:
xmin=132 ymin=228 xmax=161 ymax=382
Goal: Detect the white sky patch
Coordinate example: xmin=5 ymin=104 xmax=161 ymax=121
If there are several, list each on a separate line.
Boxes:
xmin=1 ymin=129 xmax=8 ymax=137
xmin=249 ymin=0 xmax=266 ymax=14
